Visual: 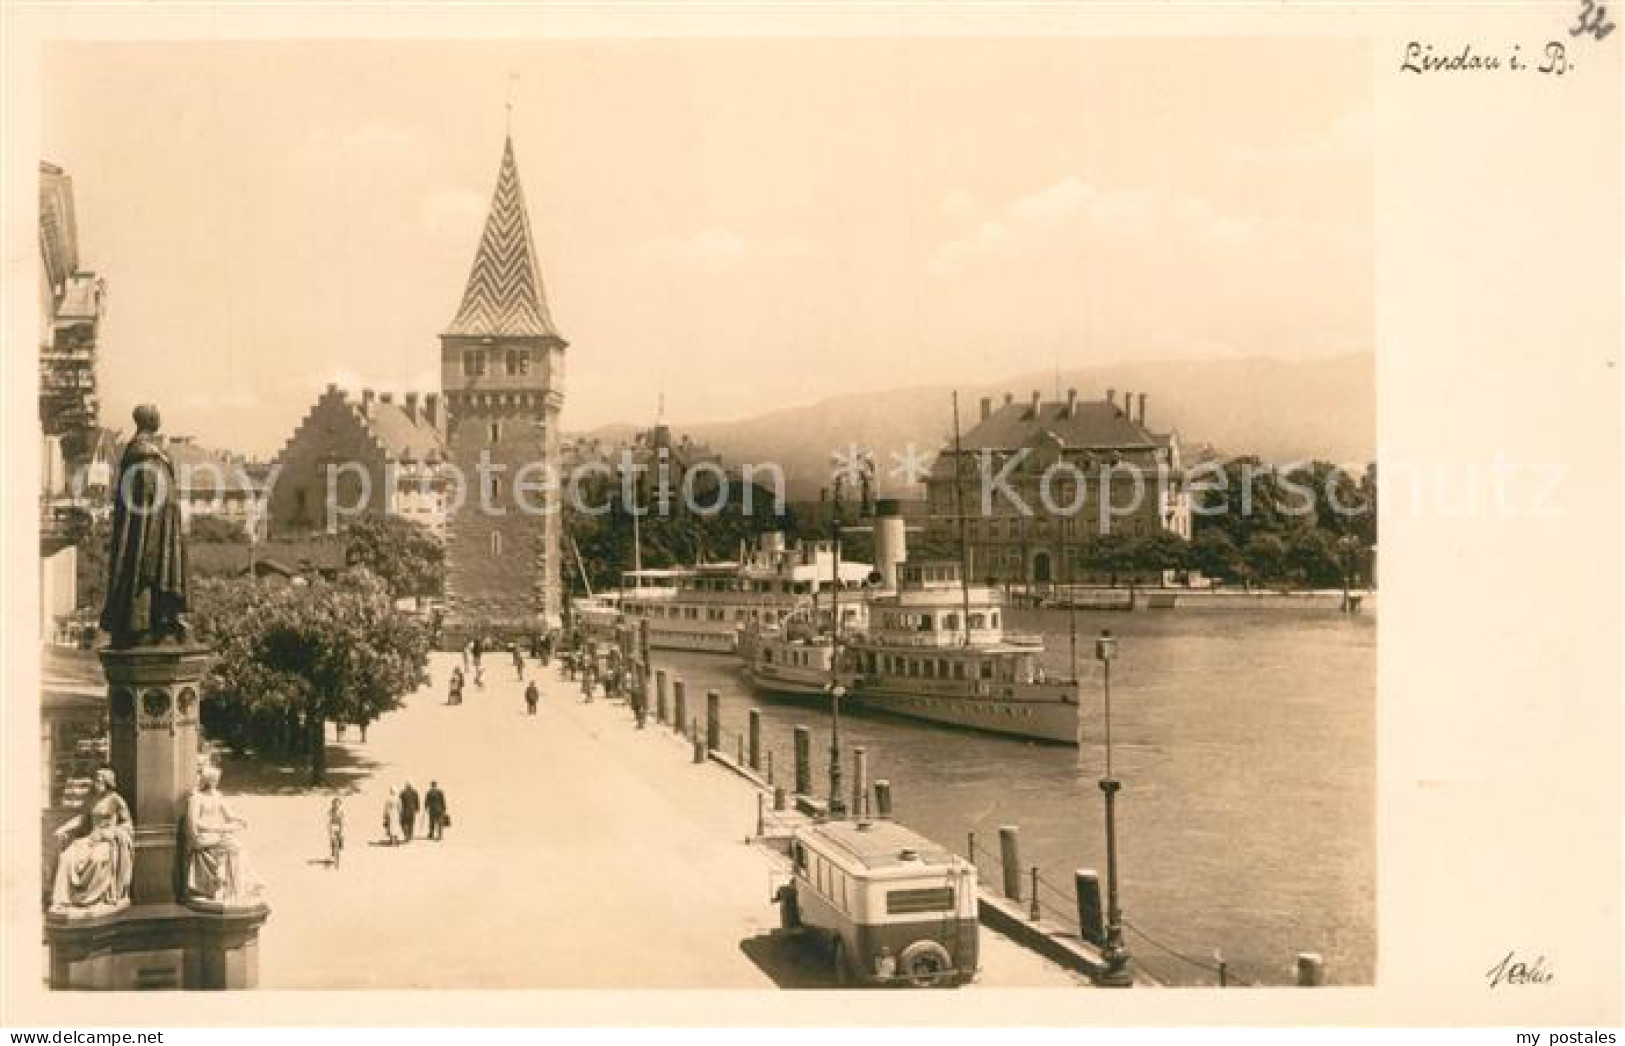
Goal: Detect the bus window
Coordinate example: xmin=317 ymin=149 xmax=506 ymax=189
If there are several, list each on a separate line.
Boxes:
xmin=887 ymin=887 xmax=955 ymax=914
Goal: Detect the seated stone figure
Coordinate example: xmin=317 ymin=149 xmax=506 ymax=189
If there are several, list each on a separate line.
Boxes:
xmin=185 ymin=764 xmax=264 ymax=908
xmin=49 ymin=768 xmax=135 ymax=917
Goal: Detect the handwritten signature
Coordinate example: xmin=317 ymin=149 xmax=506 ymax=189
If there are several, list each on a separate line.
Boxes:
xmin=1486 ymin=950 xmax=1554 ymax=988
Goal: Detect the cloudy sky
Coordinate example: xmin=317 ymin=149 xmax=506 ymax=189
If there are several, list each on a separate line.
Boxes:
xmin=43 ymin=39 xmax=1370 ymax=458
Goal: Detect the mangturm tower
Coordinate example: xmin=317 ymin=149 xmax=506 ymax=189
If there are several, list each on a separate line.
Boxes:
xmin=441 ymin=136 xmax=566 ymax=634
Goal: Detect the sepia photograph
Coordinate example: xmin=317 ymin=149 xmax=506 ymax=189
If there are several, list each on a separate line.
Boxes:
xmin=3 ymin=3 xmax=1620 ymax=1033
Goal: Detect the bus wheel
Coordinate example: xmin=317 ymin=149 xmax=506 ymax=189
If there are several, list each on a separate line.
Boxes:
xmin=898 ymin=940 xmax=954 ymax=987
xmin=831 ymin=936 xmax=850 ymax=988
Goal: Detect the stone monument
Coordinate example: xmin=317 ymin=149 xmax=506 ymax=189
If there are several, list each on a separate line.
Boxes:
xmin=46 ymin=404 xmax=270 ymax=990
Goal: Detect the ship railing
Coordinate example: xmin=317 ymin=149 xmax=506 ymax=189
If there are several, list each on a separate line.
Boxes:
xmin=858 ymin=633 xmax=989 ymax=649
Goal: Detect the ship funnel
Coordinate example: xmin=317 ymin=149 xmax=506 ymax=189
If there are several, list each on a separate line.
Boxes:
xmin=873 ymin=498 xmax=907 ymax=591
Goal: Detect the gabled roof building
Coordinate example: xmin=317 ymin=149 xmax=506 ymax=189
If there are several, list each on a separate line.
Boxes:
xmin=268 ymin=385 xmax=451 ymax=538
xmin=924 ymin=388 xmax=1191 ymax=586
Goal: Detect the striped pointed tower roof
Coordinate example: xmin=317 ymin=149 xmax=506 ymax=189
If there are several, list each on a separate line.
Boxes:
xmin=444 ymin=136 xmax=562 ymax=340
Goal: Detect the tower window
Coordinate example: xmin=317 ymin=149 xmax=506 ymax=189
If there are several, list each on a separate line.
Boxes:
xmin=463 ymin=350 xmax=486 ymax=377
xmin=489 ymin=421 xmax=501 ymax=444
xmin=517 ymin=351 xmax=530 ymax=375
xmin=490 ymin=532 xmax=502 ymax=557
xmin=506 ymin=349 xmax=519 ymax=375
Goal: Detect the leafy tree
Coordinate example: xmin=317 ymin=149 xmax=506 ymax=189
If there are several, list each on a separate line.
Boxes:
xmin=1352 ymin=463 xmax=1378 ymax=549
xmin=1128 ymin=529 xmax=1190 ymax=578
xmin=1083 ymin=532 xmax=1134 ymax=587
xmin=564 ymin=471 xmax=794 ymax=594
xmin=1189 ymin=528 xmax=1244 ymax=582
xmin=341 ymin=513 xmax=445 ymax=601
xmin=74 ymin=516 xmax=111 ymax=613
xmin=1243 ymin=533 xmax=1289 ymax=588
xmin=194 ymin=567 xmax=431 ymax=784
xmin=1190 ymin=456 xmax=1287 ymax=547
xmin=1278 ymin=461 xmax=1370 ymax=537
xmin=1284 ymin=527 xmax=1344 ymax=588
xmin=188 ymin=515 xmax=250 ymax=544
xmin=1189 ymin=456 xmax=1375 ymax=585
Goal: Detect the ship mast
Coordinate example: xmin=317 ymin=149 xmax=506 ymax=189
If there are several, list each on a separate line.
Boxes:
xmin=568 ymin=531 xmax=594 ymax=599
xmin=1068 ymin=518 xmax=1079 ymax=681
xmin=952 ymin=391 xmax=973 ymax=647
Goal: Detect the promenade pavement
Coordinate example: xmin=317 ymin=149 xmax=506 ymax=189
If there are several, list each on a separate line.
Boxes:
xmin=223 ymin=652 xmax=1085 ymax=989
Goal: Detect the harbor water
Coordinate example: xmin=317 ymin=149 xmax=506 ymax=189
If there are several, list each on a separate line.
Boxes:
xmin=649 ymin=605 xmax=1375 ymax=987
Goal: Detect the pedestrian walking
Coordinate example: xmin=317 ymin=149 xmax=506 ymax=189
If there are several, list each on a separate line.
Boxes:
xmin=448 ymin=667 xmax=464 ymax=705
xmin=382 ymin=787 xmax=401 ymax=846
xmin=425 ymin=781 xmax=448 ymax=841
xmin=327 ymin=797 xmax=345 ymax=868
xmin=472 ymin=636 xmax=484 ymax=669
xmin=473 ymin=662 xmax=485 ymax=690
xmin=525 ymin=680 xmax=539 ymax=715
xmin=513 ymin=645 xmax=525 ymax=681
xmin=461 ymin=641 xmax=471 ymax=674
xmin=399 ymin=781 xmax=420 ymax=842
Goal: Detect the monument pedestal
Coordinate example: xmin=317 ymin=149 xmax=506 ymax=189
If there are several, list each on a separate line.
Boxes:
xmin=46 ymin=902 xmax=269 ymax=990
xmin=45 ymin=643 xmax=271 ymax=990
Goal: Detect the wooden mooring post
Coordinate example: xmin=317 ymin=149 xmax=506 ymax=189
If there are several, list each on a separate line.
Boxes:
xmin=851 ymin=747 xmax=868 ymax=818
xmin=999 ymin=825 xmax=1023 ymax=902
xmin=747 ymin=709 xmax=761 ymax=772
xmin=672 ymin=680 xmax=687 ymax=735
xmin=873 ymin=779 xmax=892 ymax=818
xmin=655 ymin=669 xmax=668 ymax=724
xmin=1075 ymin=869 xmax=1105 ymax=948
xmin=793 ymin=725 xmax=811 ymax=795
xmin=705 ymin=690 xmax=721 ymax=753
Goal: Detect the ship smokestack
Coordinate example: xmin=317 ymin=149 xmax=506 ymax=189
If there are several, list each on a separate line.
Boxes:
xmin=872 ymin=498 xmax=907 ymax=591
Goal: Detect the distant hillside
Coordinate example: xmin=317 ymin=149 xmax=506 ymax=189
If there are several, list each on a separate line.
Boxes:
xmin=572 ymin=354 xmax=1373 ymax=500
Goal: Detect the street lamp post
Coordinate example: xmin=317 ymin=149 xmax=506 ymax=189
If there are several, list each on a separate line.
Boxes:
xmin=827 ymin=501 xmax=847 ymax=818
xmin=1095 ymin=628 xmax=1133 ymax=985
xmin=827 ymin=682 xmax=846 ymax=818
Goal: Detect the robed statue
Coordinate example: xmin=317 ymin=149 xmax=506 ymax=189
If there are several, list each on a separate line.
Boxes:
xmin=184 ymin=764 xmax=265 ymax=908
xmin=49 ymin=768 xmax=135 ymax=917
xmin=101 ymin=404 xmax=191 ymax=647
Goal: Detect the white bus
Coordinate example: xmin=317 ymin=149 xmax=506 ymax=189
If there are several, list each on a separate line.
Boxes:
xmin=777 ymin=819 xmax=979 ymax=987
